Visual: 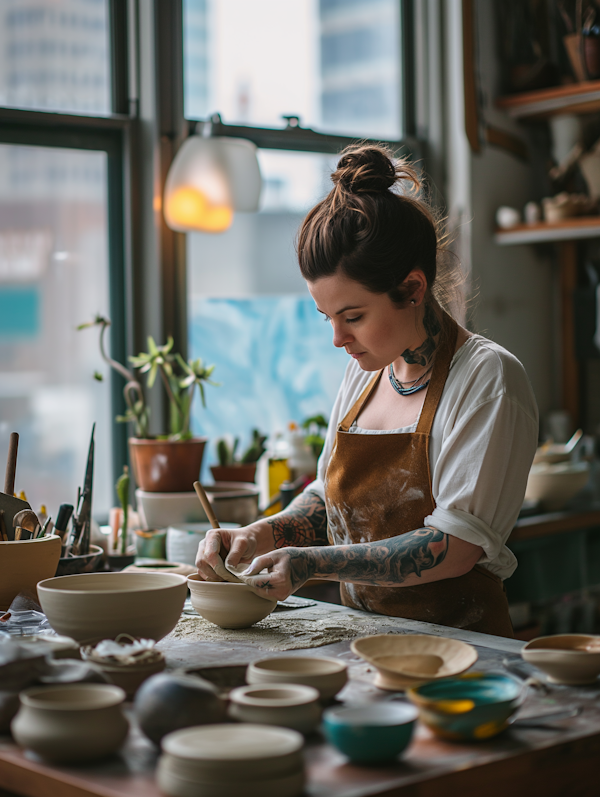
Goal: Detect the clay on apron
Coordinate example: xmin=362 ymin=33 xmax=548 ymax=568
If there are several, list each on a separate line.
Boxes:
xmin=324 ymin=312 xmax=514 ymax=638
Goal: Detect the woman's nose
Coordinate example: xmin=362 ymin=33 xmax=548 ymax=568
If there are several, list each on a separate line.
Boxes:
xmin=332 ymin=324 xmax=353 ymax=348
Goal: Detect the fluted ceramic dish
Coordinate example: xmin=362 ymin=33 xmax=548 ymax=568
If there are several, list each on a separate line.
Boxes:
xmin=246 ymin=656 xmax=348 ymax=700
xmin=351 ymin=634 xmax=478 ymax=690
xmin=187 ymin=573 xmax=276 ymax=628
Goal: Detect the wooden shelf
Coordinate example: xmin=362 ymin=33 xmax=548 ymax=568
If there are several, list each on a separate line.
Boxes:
xmin=497 ymin=81 xmax=600 ymax=119
xmin=494 ymin=216 xmax=600 ymax=245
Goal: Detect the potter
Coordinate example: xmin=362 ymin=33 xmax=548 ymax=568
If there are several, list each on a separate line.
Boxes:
xmin=196 ymin=145 xmax=538 ymax=637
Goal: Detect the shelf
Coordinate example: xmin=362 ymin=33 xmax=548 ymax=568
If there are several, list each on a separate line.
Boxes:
xmin=497 ymin=81 xmax=600 ymax=119
xmin=494 ymin=216 xmax=600 ymax=245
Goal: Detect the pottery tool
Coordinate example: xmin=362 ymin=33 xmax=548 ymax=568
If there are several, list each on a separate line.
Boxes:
xmin=67 ymin=424 xmax=95 ymax=556
xmin=0 ymin=510 xmax=8 ymax=542
xmin=54 ymin=504 xmax=74 ymax=546
xmin=39 ymin=516 xmax=53 ymax=538
xmin=0 ymin=433 xmax=31 ymax=538
xmin=193 ymin=481 xmax=241 ymax=583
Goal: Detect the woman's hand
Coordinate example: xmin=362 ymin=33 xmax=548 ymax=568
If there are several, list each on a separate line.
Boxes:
xmin=195 ymin=521 xmax=275 ymax=581
xmin=239 ymin=547 xmax=316 ymax=602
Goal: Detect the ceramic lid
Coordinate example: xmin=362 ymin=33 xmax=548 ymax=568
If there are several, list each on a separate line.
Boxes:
xmin=162 ymin=724 xmax=303 ymax=760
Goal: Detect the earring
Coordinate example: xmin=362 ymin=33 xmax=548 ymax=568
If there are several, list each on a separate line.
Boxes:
xmin=410 ymin=299 xmax=416 ymax=305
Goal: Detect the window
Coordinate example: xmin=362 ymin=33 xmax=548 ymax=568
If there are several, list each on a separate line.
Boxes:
xmin=183 ymin=0 xmax=402 ymax=139
xmin=0 ymin=144 xmax=113 ymax=516
xmin=0 ymin=0 xmax=111 ymax=116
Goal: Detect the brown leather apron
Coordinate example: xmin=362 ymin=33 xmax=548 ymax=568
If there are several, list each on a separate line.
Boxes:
xmin=324 ymin=314 xmax=514 ymax=638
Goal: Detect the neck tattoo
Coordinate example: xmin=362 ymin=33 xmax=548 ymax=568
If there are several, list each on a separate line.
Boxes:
xmin=400 ymin=303 xmax=441 ymax=367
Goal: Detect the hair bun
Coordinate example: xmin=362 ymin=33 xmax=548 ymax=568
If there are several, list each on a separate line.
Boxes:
xmin=332 ymin=145 xmax=397 ymax=194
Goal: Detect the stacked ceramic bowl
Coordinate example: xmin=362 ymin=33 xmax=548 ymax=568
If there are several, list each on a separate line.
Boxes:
xmin=157 ymin=724 xmax=305 ymax=797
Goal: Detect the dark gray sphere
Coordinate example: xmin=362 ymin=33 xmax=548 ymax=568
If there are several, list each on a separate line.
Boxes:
xmin=134 ymin=672 xmax=227 ymax=745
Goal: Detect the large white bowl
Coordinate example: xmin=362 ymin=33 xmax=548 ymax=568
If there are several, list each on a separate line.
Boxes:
xmin=38 ymin=572 xmax=188 ymax=644
xmin=525 ymin=461 xmax=589 ymax=511
xmin=166 ymin=523 xmax=239 ymax=566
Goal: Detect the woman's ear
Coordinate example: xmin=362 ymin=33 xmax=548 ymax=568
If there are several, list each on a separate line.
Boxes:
xmin=399 ymin=269 xmax=428 ymax=306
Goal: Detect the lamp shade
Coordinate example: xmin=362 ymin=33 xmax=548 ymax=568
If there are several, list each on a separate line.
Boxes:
xmin=164 ymin=136 xmax=262 ymax=233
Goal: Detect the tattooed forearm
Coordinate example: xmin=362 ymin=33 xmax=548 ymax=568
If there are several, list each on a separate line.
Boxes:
xmin=266 ymin=490 xmax=329 ymax=549
xmin=282 ymin=527 xmax=450 ymax=589
xmin=401 ymin=303 xmax=441 ymax=367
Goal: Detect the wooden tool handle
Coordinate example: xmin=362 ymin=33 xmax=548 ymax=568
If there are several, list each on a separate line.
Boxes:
xmin=193 ymin=481 xmax=220 ymax=530
xmin=4 ymin=432 xmax=18 ymax=495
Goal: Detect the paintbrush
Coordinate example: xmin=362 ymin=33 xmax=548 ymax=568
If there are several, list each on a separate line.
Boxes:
xmin=0 ymin=432 xmax=30 ymax=537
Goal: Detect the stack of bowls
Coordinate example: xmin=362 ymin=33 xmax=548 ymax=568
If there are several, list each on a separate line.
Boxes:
xmin=246 ymin=656 xmax=348 ymax=701
xmin=157 ymin=723 xmax=305 ymax=797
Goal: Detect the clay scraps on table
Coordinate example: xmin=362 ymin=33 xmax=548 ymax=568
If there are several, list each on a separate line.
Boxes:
xmin=168 ymin=606 xmax=403 ymax=651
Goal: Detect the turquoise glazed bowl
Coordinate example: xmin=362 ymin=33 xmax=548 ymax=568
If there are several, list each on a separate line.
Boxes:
xmin=408 ymin=672 xmax=524 ymax=741
xmin=323 ymin=703 xmax=418 ymax=763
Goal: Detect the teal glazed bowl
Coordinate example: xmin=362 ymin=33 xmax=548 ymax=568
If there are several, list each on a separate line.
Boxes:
xmin=408 ymin=672 xmax=525 ymax=741
xmin=323 ymin=703 xmax=418 ymax=763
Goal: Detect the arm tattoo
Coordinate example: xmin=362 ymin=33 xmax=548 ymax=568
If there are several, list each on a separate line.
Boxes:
xmin=281 ymin=527 xmax=450 ymax=590
xmin=402 ymin=303 xmax=441 ymax=366
xmin=266 ymin=489 xmax=329 ymax=549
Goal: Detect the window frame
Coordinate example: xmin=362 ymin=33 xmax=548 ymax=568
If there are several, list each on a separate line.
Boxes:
xmin=0 ymin=0 xmax=133 ymax=500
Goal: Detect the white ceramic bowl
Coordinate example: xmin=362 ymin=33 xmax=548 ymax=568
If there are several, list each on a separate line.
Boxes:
xmin=246 ymin=656 xmax=348 ymax=701
xmin=187 ymin=573 xmax=276 ymax=628
xmin=166 ymin=522 xmax=239 ymax=566
xmin=228 ymin=684 xmax=321 ymax=734
xmin=38 ymin=572 xmax=188 ymax=644
xmin=137 ymin=483 xmax=260 ymax=529
xmin=525 ymin=462 xmax=589 ymax=511
xmin=522 ymin=634 xmax=600 ymax=685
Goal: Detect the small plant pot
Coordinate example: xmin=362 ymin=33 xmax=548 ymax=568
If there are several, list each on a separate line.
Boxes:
xmin=129 ymin=438 xmax=208 ymax=493
xmin=210 ymin=464 xmax=257 ymax=483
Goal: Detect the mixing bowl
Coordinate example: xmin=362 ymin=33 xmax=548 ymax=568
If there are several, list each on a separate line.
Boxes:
xmin=37 ymin=571 xmax=187 ymax=644
xmin=323 ymin=703 xmax=417 ymax=762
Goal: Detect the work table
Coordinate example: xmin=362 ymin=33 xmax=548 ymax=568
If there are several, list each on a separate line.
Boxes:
xmin=2 ymin=600 xmax=600 ymax=797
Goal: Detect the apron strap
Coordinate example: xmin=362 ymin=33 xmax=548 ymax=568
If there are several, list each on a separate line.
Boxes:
xmin=338 ymin=371 xmax=382 ymax=432
xmin=416 ymin=312 xmax=458 ymax=435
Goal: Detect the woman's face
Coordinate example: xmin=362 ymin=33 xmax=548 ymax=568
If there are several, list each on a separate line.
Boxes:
xmin=307 ymin=271 xmax=426 ymax=371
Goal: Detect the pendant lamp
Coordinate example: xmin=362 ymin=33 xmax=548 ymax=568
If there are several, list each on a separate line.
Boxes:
xmin=164 ymin=134 xmax=262 ymax=233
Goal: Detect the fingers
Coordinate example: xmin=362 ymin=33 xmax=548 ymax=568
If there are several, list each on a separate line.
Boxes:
xmin=195 ymin=530 xmax=227 ymax=581
xmin=241 ymin=554 xmax=292 ymax=602
xmin=226 ymin=535 xmax=257 ymax=569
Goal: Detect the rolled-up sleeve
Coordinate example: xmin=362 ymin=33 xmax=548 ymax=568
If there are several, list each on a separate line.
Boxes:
xmin=425 ymin=393 xmax=538 ymax=579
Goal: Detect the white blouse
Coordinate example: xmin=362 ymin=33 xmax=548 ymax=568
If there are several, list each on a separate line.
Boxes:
xmin=306 ymin=335 xmax=539 ymax=580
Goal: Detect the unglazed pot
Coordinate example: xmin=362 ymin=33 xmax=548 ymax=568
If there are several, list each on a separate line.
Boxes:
xmin=246 ymin=656 xmax=348 ymax=701
xmin=129 ymin=438 xmax=207 ymax=493
xmin=11 ymin=683 xmax=128 ymax=763
xmin=228 ymin=684 xmax=321 ymax=734
xmin=0 ymin=535 xmax=61 ymax=611
xmin=187 ymin=573 xmax=276 ymax=629
xmin=37 ymin=572 xmax=188 ymax=644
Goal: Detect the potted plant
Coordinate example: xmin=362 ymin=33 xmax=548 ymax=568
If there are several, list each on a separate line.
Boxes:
xmin=211 ymin=429 xmax=267 ymax=483
xmin=79 ymin=316 xmax=217 ymax=493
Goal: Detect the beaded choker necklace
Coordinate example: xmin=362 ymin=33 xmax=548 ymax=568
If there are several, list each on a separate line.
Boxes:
xmin=388 ymin=362 xmax=433 ymax=396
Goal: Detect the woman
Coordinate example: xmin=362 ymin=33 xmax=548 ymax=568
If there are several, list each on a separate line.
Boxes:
xmin=197 ymin=145 xmax=538 ymax=637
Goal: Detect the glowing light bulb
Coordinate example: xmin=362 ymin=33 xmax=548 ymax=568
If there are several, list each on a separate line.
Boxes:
xmin=164 ymin=185 xmax=233 ymax=233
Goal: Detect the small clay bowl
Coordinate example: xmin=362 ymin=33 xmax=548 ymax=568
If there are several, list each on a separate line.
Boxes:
xmin=246 ymin=656 xmax=348 ymax=701
xmin=522 ymin=634 xmax=600 ymax=685
xmin=323 ymin=703 xmax=418 ymax=763
xmin=351 ymin=634 xmax=478 ymax=690
xmin=228 ymin=684 xmax=321 ymax=734
xmin=11 ymin=683 xmax=128 ymax=763
xmin=408 ymin=672 xmax=524 ymax=741
xmin=187 ymin=573 xmax=276 ymax=629
xmin=56 ymin=544 xmax=104 ymax=576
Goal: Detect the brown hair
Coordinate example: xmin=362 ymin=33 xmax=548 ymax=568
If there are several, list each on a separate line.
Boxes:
xmin=297 ymin=144 xmax=458 ymax=313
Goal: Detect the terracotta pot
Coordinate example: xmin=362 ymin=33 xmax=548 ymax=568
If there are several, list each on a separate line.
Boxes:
xmin=0 ymin=535 xmax=62 ymax=611
xmin=11 ymin=683 xmax=128 ymax=763
xmin=129 ymin=438 xmax=208 ymax=493
xmin=210 ymin=463 xmax=257 ymax=483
